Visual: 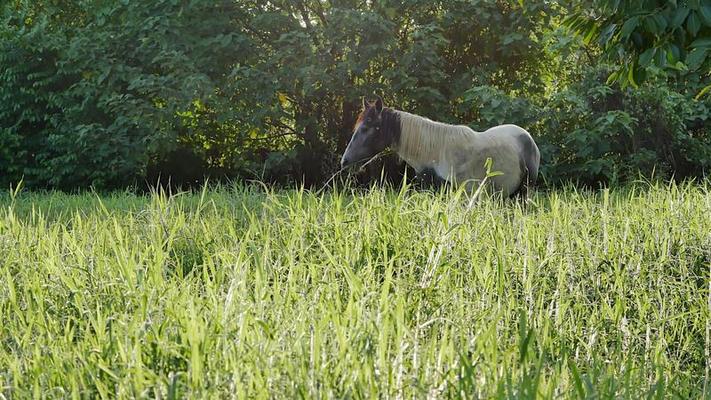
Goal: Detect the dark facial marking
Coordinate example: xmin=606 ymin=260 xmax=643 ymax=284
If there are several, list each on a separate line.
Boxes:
xmin=342 ymin=103 xmax=401 ymax=167
xmin=361 ymin=106 xmax=382 ymax=129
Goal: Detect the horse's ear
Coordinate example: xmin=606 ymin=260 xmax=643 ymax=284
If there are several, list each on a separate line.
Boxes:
xmin=375 ymin=95 xmax=383 ymax=113
xmin=362 ymin=97 xmax=369 ymax=110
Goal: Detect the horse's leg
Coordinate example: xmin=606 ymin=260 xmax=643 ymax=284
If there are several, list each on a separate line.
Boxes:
xmin=510 ymin=171 xmax=536 ymax=206
xmin=413 ymin=168 xmax=445 ymax=192
xmin=510 ymin=182 xmax=528 ymax=199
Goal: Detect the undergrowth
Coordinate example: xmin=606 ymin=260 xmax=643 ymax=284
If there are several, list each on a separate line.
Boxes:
xmin=0 ymin=182 xmax=709 ymax=398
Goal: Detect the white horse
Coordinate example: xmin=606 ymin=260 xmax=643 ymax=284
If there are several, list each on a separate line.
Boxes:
xmin=340 ymin=96 xmax=540 ymax=197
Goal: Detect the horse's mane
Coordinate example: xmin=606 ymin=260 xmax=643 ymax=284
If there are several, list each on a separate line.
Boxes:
xmin=395 ymin=110 xmax=476 ymax=164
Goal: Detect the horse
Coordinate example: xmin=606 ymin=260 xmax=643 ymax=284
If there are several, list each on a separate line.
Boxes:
xmin=340 ymin=96 xmax=540 ymax=198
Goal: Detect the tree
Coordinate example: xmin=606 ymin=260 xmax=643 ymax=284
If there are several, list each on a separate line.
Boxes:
xmin=1 ymin=0 xmax=555 ymax=189
xmin=563 ymin=0 xmax=711 ymax=96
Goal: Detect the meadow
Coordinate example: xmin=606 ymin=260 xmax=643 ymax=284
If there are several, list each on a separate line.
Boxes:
xmin=0 ymin=182 xmax=709 ymax=399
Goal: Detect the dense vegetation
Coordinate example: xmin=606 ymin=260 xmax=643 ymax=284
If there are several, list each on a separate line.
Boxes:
xmin=566 ymin=0 xmax=711 ymax=90
xmin=2 ymin=2 xmax=709 ymax=397
xmin=0 ymin=183 xmax=708 ymax=397
xmin=1 ymin=1 xmax=710 ymax=190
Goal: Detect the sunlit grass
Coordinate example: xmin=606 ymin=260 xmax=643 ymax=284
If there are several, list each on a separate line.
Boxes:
xmin=0 ymin=182 xmax=709 ymax=398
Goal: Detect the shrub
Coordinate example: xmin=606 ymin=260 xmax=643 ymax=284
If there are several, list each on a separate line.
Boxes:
xmin=456 ymin=66 xmax=711 ymax=186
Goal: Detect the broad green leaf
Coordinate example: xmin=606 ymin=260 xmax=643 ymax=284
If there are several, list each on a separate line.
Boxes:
xmin=686 ymin=11 xmax=701 ymax=36
xmin=632 ymin=65 xmax=646 ymax=85
xmin=561 ymin=14 xmax=584 ymax=31
xmin=657 ymin=14 xmax=669 ymax=31
xmin=639 ymin=47 xmax=656 ymax=66
xmin=699 ymin=5 xmax=711 ymax=26
xmin=598 ymin=23 xmax=617 ymax=44
xmin=647 ymin=14 xmax=667 ymax=33
xmin=671 ymin=7 xmax=690 ymax=27
xmin=667 ymin=43 xmax=681 ymax=62
xmin=669 ymin=60 xmax=688 ymax=71
xmin=621 ymin=16 xmax=640 ymax=38
xmin=685 ymin=47 xmax=708 ymax=70
xmin=690 ymin=37 xmax=711 ymax=48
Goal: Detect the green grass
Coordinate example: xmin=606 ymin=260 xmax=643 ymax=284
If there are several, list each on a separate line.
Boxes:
xmin=0 ymin=182 xmax=709 ymax=399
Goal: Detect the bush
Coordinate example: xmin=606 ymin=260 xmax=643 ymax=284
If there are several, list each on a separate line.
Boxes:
xmin=539 ymin=66 xmax=711 ymax=185
xmin=0 ymin=2 xmax=708 ymax=190
xmin=0 ymin=1 xmax=237 ymax=189
xmin=455 ymin=66 xmax=711 ymax=186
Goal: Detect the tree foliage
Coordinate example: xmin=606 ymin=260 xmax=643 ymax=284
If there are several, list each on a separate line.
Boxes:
xmin=1 ymin=1 xmax=238 ymax=188
xmin=564 ymin=0 xmax=711 ymax=94
xmin=0 ymin=0 xmax=709 ymax=190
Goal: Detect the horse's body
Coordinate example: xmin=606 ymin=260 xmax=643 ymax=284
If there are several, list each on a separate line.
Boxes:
xmin=395 ymin=110 xmax=539 ymax=197
xmin=341 ymin=97 xmax=540 ymax=197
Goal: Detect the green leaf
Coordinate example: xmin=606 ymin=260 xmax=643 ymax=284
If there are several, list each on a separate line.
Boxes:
xmin=639 ymin=47 xmax=656 ymax=66
xmin=643 ymin=14 xmax=666 ymax=34
xmin=695 ymin=83 xmax=711 ymax=99
xmin=699 ymin=5 xmax=711 ymax=26
xmin=598 ymin=23 xmax=617 ymax=44
xmin=664 ymin=47 xmax=675 ymax=64
xmin=625 ymin=64 xmax=637 ymax=88
xmin=690 ymin=37 xmax=711 ymax=48
xmin=671 ymin=7 xmax=690 ymax=27
xmin=687 ymin=11 xmax=701 ymax=36
xmin=582 ymin=24 xmax=600 ymax=45
xmin=654 ymin=14 xmax=668 ymax=31
xmin=685 ymin=47 xmax=708 ymax=70
xmin=657 ymin=48 xmax=668 ymax=67
xmin=621 ymin=16 xmax=640 ymax=38
xmin=669 ymin=60 xmax=688 ymax=71
xmin=632 ymin=66 xmax=646 ymax=85
xmin=561 ymin=14 xmax=583 ymax=31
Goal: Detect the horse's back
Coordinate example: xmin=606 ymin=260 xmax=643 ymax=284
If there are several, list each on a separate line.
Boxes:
xmin=495 ymin=124 xmax=539 ymax=184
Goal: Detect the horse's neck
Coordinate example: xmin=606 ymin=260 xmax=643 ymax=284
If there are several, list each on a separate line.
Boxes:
xmin=392 ymin=110 xmax=472 ymax=172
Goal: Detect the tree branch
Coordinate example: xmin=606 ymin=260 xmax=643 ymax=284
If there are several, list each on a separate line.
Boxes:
xmin=242 ymin=131 xmax=297 ymax=143
xmin=265 ymin=119 xmax=297 ymax=134
xmin=311 ymin=1 xmax=328 ymax=26
xmin=295 ymin=1 xmax=314 ymax=32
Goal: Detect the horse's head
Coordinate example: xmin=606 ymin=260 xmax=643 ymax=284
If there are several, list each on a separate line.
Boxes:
xmin=340 ymin=96 xmax=396 ymax=168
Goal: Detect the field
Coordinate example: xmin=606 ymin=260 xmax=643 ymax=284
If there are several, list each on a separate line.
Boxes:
xmin=0 ymin=182 xmax=709 ymax=399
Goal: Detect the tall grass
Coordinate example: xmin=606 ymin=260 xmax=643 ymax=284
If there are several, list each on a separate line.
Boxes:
xmin=0 ymin=182 xmax=709 ymax=398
